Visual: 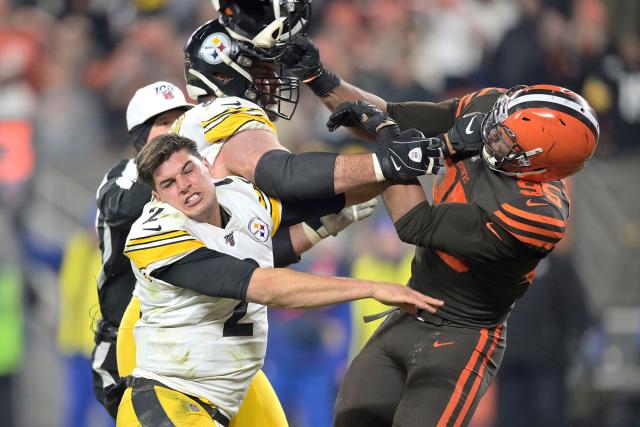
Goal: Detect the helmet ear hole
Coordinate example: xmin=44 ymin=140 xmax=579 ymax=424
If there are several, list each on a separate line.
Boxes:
xmin=559 ymin=118 xmax=566 ymax=126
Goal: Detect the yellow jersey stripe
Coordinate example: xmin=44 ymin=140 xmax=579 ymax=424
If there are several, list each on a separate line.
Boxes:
xmin=201 ymin=106 xmax=265 ymax=128
xmin=127 ymin=230 xmax=190 ymax=246
xmin=125 ymin=239 xmax=205 ymax=270
xmin=203 ymin=114 xmax=276 ymax=143
xmin=269 ymin=196 xmax=282 ymax=236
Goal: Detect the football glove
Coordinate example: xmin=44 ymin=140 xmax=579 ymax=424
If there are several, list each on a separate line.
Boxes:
xmin=326 ymin=100 xmax=398 ymax=135
xmin=276 ymin=35 xmax=340 ymax=96
xmin=375 ymin=129 xmax=446 ymax=179
xmin=440 ymin=112 xmax=486 ymax=160
xmin=302 ymin=199 xmax=378 ymax=244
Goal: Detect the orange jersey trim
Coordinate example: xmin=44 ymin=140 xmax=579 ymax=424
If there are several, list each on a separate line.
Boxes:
xmin=506 ymin=230 xmax=555 ymax=250
xmin=494 ymin=211 xmax=564 ymax=240
xmin=436 ymin=251 xmax=469 ymax=273
xmin=501 ymin=203 xmax=566 ymax=228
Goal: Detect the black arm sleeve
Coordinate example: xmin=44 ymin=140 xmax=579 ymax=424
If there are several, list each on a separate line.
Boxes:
xmin=272 ymin=226 xmax=300 ymax=267
xmin=151 ymin=248 xmax=258 ymax=300
xmin=97 ymin=159 xmax=151 ymax=227
xmin=280 ymin=194 xmax=345 ymax=227
xmin=386 ymin=99 xmax=458 ymax=137
xmin=254 ymin=150 xmax=338 ymax=201
xmin=394 ymin=201 xmax=532 ymax=262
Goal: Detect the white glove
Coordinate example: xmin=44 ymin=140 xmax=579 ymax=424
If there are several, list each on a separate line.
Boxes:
xmin=302 ymin=198 xmax=378 ymax=244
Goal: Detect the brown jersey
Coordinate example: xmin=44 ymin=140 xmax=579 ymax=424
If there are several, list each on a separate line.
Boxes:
xmin=393 ymin=88 xmax=569 ymax=327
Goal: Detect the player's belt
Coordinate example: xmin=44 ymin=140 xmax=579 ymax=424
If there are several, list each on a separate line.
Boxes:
xmin=362 ymin=307 xmax=452 ymax=326
xmin=125 ymin=376 xmax=230 ymax=427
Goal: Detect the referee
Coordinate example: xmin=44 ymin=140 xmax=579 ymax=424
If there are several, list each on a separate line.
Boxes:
xmin=91 ymin=81 xmax=192 ymax=417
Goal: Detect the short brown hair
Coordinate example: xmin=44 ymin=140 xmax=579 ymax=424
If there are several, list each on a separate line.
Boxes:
xmin=136 ymin=133 xmax=202 ymax=189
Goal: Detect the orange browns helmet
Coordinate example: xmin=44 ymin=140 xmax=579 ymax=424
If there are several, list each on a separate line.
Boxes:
xmin=480 ymin=84 xmax=599 ymax=182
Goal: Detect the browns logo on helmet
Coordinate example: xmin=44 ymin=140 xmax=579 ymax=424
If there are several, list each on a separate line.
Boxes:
xmin=481 ymin=84 xmax=599 ymax=182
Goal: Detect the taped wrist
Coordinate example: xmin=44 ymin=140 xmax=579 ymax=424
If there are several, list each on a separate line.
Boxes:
xmin=254 ymin=150 xmax=338 ymax=201
xmin=306 ymin=67 xmax=340 ymax=97
xmin=301 ymin=222 xmax=324 ymax=245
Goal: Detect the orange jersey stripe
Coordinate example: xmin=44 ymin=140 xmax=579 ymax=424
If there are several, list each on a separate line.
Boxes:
xmin=436 ymin=250 xmax=469 ymax=273
xmin=433 ymin=165 xmax=458 ymax=204
xmin=437 ymin=329 xmax=490 ymax=427
xmin=507 ymin=230 xmax=555 ymax=250
xmin=494 ymin=211 xmax=564 ymax=240
xmin=455 ymin=95 xmax=471 ymax=117
xmin=453 ymin=325 xmax=503 ymax=427
xmin=501 ymin=203 xmax=566 ymax=228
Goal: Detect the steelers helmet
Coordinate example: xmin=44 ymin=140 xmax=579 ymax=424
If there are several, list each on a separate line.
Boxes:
xmin=184 ymin=19 xmax=300 ymax=120
xmin=212 ymin=0 xmax=311 ymax=50
xmin=481 ymin=85 xmax=599 ymax=182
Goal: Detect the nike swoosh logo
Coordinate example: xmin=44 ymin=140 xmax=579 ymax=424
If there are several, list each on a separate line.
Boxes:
xmin=526 ymin=199 xmax=547 ymax=207
xmin=143 ymin=225 xmax=162 ymax=232
xmin=465 ymin=116 xmax=476 ymax=135
xmin=433 ymin=340 xmax=455 ymax=348
xmin=391 ymin=157 xmax=402 ymax=171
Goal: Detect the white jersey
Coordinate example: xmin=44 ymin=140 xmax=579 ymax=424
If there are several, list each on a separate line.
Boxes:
xmin=124 ymin=177 xmax=282 ymax=419
xmin=171 ymin=96 xmax=276 ymax=165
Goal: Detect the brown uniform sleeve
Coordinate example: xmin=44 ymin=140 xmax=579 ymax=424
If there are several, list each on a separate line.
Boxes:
xmin=394 ymin=201 xmax=534 ymax=263
xmin=386 ymin=99 xmax=459 ymax=137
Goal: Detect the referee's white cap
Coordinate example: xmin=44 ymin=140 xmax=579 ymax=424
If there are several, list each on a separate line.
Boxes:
xmin=126 ymin=81 xmax=194 ymax=131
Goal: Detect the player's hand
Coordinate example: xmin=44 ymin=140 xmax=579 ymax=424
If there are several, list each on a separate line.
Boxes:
xmin=316 ymin=198 xmax=378 ymax=238
xmin=277 ymin=35 xmax=322 ymax=81
xmin=326 ymin=100 xmax=398 ymax=136
xmin=441 ymin=112 xmax=486 ymax=160
xmin=374 ymin=129 xmax=446 ymax=179
xmin=371 ymin=282 xmax=444 ymax=315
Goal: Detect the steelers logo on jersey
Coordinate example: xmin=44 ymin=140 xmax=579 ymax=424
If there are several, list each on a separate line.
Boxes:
xmin=248 ymin=217 xmax=270 ymax=243
xmin=200 ymin=32 xmax=232 ymax=65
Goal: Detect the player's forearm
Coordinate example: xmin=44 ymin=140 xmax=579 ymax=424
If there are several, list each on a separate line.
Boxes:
xmin=334 ymin=153 xmax=381 ymax=194
xmin=289 ymin=223 xmax=314 ymax=256
xmin=382 ymin=180 xmax=428 ymax=223
xmin=319 ymin=80 xmax=388 ymax=142
xmin=320 ymin=79 xmax=388 ymax=113
xmin=246 ymin=268 xmax=375 ymax=309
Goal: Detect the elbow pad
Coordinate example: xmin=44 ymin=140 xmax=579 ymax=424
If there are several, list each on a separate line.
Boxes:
xmin=254 ymin=150 xmax=338 ymax=201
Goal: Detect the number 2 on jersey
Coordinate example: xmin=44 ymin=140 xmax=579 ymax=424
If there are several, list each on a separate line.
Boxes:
xmin=223 ymin=301 xmax=254 ymax=337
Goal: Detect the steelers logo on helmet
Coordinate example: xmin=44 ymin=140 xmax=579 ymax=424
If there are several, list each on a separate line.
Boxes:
xmin=200 ymin=32 xmax=233 ymax=65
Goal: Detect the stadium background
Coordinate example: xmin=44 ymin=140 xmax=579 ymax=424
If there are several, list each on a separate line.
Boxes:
xmin=0 ymin=0 xmax=638 ymax=426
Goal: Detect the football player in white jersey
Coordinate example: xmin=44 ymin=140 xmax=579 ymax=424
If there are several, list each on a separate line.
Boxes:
xmin=115 ymin=134 xmax=444 ymax=426
xmin=172 ymin=19 xmax=445 ymax=207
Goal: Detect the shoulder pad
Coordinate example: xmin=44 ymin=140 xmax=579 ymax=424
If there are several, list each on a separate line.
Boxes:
xmin=125 ymin=201 xmax=204 ymax=270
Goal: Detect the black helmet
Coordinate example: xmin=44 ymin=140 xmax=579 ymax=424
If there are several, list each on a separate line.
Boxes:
xmin=184 ymin=19 xmax=300 ymax=120
xmin=212 ymin=0 xmax=311 ymax=49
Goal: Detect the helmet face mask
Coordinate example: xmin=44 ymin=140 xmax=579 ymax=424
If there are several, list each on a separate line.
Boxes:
xmin=184 ymin=19 xmax=300 ymax=120
xmin=480 ymin=85 xmax=599 ymax=182
xmin=213 ymin=0 xmax=312 ymax=52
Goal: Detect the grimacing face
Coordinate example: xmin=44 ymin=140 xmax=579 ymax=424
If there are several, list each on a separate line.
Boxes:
xmin=151 ymin=149 xmax=218 ymax=225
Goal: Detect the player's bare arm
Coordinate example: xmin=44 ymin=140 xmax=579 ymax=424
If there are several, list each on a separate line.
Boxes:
xmin=246 ymin=267 xmax=443 ymax=314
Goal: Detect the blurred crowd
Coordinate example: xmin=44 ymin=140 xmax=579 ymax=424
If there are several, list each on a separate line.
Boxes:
xmin=0 ymin=0 xmax=638 ymax=426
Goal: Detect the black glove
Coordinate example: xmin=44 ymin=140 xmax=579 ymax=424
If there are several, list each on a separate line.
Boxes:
xmin=277 ymin=36 xmax=340 ymax=96
xmin=375 ymin=129 xmax=446 ymax=179
xmin=441 ymin=112 xmax=486 ymax=160
xmin=326 ymin=101 xmax=398 ymax=135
